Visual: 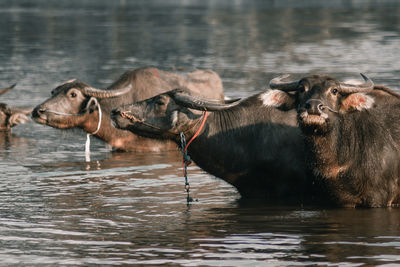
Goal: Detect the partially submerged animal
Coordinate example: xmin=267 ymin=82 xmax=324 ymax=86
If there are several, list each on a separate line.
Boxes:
xmin=32 ymin=67 xmax=224 ymax=151
xmin=269 ymin=73 xmax=400 ymax=207
xmin=0 ymin=84 xmax=31 ymax=131
xmin=111 ymin=88 xmax=319 ymax=203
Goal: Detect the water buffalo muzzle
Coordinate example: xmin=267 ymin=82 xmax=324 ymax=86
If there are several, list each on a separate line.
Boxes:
xmin=305 ymin=99 xmax=324 ymax=115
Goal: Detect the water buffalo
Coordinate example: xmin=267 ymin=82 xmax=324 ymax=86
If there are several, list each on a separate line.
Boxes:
xmin=269 ymin=74 xmax=400 ymax=207
xmin=111 ymin=88 xmax=322 ymax=203
xmin=32 ymin=67 xmax=224 ymax=151
xmin=0 ymin=84 xmax=31 ymax=131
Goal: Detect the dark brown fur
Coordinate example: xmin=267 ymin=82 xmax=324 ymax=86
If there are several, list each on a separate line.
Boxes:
xmin=274 ymin=75 xmax=400 ymax=207
xmin=111 ymin=89 xmax=321 ymax=203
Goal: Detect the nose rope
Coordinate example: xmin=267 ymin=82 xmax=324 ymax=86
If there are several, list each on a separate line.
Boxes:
xmin=42 ymin=97 xmax=102 ymax=162
xmin=44 ymin=110 xmax=82 ymax=116
xmin=307 ymin=99 xmax=338 ymax=114
xmin=120 ymin=111 xmax=178 ymax=135
xmin=118 ymin=105 xmax=208 ymax=137
xmin=120 ymin=111 xmax=145 ymax=124
xmin=318 ymin=104 xmax=338 ymax=114
xmin=321 ymin=105 xmax=338 ymax=114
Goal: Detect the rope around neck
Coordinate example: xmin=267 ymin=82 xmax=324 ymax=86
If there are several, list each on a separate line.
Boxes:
xmin=85 ymin=101 xmax=102 ymax=162
xmin=183 ymin=111 xmax=208 ymax=153
xmin=179 ymin=111 xmax=208 ymax=204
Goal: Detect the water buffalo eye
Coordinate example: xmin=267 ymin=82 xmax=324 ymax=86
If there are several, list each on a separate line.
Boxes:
xmin=332 ymin=88 xmax=338 ymax=95
xmin=70 ymin=92 xmax=77 ymax=98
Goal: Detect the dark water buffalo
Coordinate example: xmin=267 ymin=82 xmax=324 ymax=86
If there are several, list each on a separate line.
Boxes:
xmin=0 ymin=84 xmax=31 ymax=131
xmin=32 ymin=67 xmax=224 ymax=151
xmin=111 ymin=88 xmax=321 ymax=203
xmin=269 ymin=74 xmax=400 ymax=207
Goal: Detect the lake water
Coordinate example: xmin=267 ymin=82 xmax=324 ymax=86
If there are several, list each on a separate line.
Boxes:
xmin=1 ymin=0 xmax=400 ymax=266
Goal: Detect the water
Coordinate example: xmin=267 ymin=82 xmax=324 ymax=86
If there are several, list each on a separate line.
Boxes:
xmin=1 ymin=0 xmax=400 ymax=265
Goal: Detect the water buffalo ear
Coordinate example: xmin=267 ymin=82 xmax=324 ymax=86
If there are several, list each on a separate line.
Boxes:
xmin=259 ymin=89 xmax=296 ymax=109
xmin=85 ymin=97 xmax=100 ymax=113
xmin=340 ymin=93 xmax=375 ymax=112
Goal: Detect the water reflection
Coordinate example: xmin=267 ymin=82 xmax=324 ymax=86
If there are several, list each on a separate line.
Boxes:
xmin=0 ymin=131 xmax=32 ymax=151
xmin=4 ymin=157 xmax=400 ymax=266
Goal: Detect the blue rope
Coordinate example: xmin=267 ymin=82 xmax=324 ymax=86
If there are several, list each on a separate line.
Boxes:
xmin=180 ymin=132 xmax=193 ymax=203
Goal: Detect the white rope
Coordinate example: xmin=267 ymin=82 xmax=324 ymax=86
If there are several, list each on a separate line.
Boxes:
xmin=85 ymin=99 xmax=102 ymax=162
xmin=44 ymin=110 xmax=81 ymax=116
xmin=44 ymin=97 xmax=102 ymax=162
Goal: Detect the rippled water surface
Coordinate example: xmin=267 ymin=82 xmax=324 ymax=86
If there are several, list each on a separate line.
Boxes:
xmin=1 ymin=0 xmax=400 ymax=266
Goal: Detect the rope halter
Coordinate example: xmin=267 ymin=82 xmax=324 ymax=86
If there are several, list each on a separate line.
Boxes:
xmin=179 ymin=110 xmax=208 ymax=204
xmin=43 ymin=97 xmax=102 ymax=162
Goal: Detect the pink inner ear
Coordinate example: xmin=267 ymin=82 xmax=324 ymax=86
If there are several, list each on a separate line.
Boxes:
xmin=341 ymin=93 xmax=374 ymax=111
xmin=270 ymin=92 xmax=281 ymax=103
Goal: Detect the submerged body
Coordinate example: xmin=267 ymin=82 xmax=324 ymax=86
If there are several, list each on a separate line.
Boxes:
xmin=112 ymin=89 xmax=319 ymax=203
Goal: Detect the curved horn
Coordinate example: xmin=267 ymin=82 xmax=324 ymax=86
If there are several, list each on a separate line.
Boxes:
xmin=172 ymin=90 xmax=241 ymax=111
xmin=82 ymin=84 xmax=131 ymax=98
xmin=60 ymin=79 xmax=77 ymax=86
xmin=269 ymin=74 xmax=300 ymax=91
xmin=0 ymin=83 xmax=16 ymax=96
xmin=339 ymin=73 xmax=374 ymax=94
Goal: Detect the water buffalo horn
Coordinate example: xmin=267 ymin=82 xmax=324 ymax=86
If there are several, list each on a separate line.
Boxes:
xmin=269 ymin=74 xmax=299 ymax=91
xmin=173 ymin=91 xmax=241 ymax=111
xmin=0 ymin=83 xmax=16 ymax=96
xmin=82 ymin=85 xmax=131 ymax=98
xmin=339 ymin=73 xmax=374 ymax=94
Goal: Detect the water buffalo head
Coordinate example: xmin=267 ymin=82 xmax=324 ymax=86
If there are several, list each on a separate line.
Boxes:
xmin=111 ymin=89 xmax=240 ymax=140
xmin=32 ymin=79 xmax=131 ymax=129
xmin=0 ymin=103 xmax=31 ymax=131
xmin=269 ymin=74 xmax=374 ymax=134
xmin=0 ymin=84 xmax=30 ymax=131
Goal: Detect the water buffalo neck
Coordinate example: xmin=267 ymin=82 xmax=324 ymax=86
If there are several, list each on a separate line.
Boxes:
xmin=178 ymin=111 xmax=209 ymax=144
xmin=82 ymin=109 xmax=132 ymax=142
xmin=180 ymin=110 xmax=250 ymax=185
xmin=81 ymin=110 xmax=102 ymax=135
xmin=304 ymin=125 xmax=341 ymax=176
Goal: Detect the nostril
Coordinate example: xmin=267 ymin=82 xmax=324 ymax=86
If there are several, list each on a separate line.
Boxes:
xmin=32 ymin=107 xmax=44 ymax=117
xmin=304 ymin=99 xmax=324 ymax=115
